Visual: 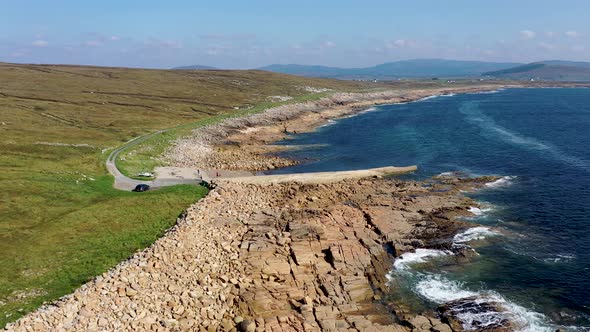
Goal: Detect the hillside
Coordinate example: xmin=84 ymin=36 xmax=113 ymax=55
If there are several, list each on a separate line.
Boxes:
xmin=259 ymin=59 xmax=522 ymax=79
xmin=483 ymin=62 xmax=590 ymax=81
xmin=172 ymin=64 xmax=217 ymax=70
xmin=0 ymin=62 xmax=378 ymax=327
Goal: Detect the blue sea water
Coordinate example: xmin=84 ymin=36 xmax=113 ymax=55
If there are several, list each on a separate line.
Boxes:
xmin=270 ymin=88 xmax=590 ymax=331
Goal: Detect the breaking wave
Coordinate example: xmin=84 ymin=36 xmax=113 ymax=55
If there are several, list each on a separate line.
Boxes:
xmin=393 ymin=249 xmax=451 ymax=271
xmin=467 ymin=206 xmax=493 ymax=216
xmin=415 ymin=275 xmax=555 ymax=332
xmin=485 ymin=176 xmax=517 ymax=188
xmin=453 ymin=227 xmax=500 ymax=244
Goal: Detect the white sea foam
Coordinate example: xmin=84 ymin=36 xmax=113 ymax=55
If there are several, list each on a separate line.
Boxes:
xmin=437 ymin=171 xmax=455 ymax=177
xmin=453 ymin=227 xmax=499 ymax=244
xmin=393 ymin=249 xmax=450 ymax=270
xmin=415 ymin=274 xmax=554 ymax=332
xmin=543 ymin=253 xmax=576 ymax=263
xmin=485 ymin=176 xmax=516 ymax=188
xmin=342 ymin=106 xmax=378 ymax=119
xmin=358 ymin=106 xmax=377 ymax=114
xmin=415 ymin=274 xmax=478 ymax=303
xmin=318 ymin=119 xmax=337 ymax=128
xmin=418 ymin=95 xmax=440 ymax=102
xmin=467 ymin=206 xmax=493 ymax=216
xmin=469 ymin=89 xmax=504 ymax=95
xmin=498 ymin=297 xmax=555 ymax=332
xmin=417 ymin=93 xmax=455 ymax=102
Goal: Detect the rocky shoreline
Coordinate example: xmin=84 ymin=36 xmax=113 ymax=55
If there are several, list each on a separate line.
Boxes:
xmin=164 ymin=86 xmax=517 ymax=172
xmin=6 ymin=175 xmax=496 ymax=332
xmin=6 ymin=87 xmax=515 ymax=332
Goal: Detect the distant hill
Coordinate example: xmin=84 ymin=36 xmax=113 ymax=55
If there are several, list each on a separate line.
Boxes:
xmin=172 ymin=65 xmax=217 ymax=70
xmin=259 ymin=59 xmax=522 ymax=79
xmin=538 ymin=60 xmax=590 ymax=68
xmin=483 ymin=61 xmax=590 ymax=81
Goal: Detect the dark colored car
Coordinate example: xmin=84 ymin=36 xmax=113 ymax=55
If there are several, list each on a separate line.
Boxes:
xmin=132 ymin=184 xmax=150 ymax=192
xmin=199 ymin=180 xmax=217 ymax=190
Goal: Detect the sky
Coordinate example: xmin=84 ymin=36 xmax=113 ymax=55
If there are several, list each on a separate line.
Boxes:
xmin=1 ymin=0 xmax=590 ymax=69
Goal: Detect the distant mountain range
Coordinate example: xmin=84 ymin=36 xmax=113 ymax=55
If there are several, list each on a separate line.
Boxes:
xmin=171 ymin=59 xmax=590 ymax=81
xmin=258 ymin=59 xmax=522 ymax=79
xmin=483 ymin=61 xmax=590 ymax=81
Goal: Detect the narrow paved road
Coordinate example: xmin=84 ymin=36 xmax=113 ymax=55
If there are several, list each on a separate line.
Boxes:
xmin=106 ymin=130 xmax=200 ymax=191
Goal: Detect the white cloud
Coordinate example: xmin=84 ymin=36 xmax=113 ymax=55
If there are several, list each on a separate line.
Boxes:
xmin=538 ymin=42 xmax=554 ymax=50
xmin=143 ymin=39 xmax=183 ymax=49
xmin=394 ymin=39 xmax=407 ymax=47
xmin=322 ymin=41 xmax=336 ymax=48
xmin=110 ymin=36 xmax=121 ymax=41
xmin=291 ymin=43 xmax=302 ymax=50
xmin=565 ymin=30 xmax=580 ymax=38
xmin=84 ymin=40 xmax=103 ymax=47
xmin=385 ymin=39 xmax=408 ymax=49
xmin=520 ymin=30 xmax=536 ymax=39
xmin=32 ymin=40 xmax=48 ymax=47
xmin=545 ymin=31 xmax=556 ymax=38
xmin=199 ymin=33 xmax=256 ymax=41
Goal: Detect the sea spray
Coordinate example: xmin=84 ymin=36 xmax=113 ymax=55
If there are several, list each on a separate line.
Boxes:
xmin=485 ymin=176 xmax=516 ymax=188
xmin=393 ymin=249 xmax=451 ymax=271
xmin=453 ymin=227 xmax=500 ymax=244
xmin=467 ymin=206 xmax=492 ymax=216
xmin=413 ymin=275 xmax=554 ymax=331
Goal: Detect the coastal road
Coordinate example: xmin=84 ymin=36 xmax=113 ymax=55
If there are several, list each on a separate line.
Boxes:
xmin=105 ymin=129 xmax=201 ymax=191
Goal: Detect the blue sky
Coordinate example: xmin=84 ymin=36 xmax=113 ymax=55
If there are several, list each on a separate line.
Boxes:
xmin=1 ymin=0 xmax=589 ymax=68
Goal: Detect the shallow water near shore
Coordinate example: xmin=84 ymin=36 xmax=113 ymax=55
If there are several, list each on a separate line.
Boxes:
xmin=271 ymin=88 xmax=590 ymax=331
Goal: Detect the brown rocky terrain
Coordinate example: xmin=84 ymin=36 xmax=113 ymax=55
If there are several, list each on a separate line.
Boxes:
xmin=5 ymin=175 xmax=493 ymax=332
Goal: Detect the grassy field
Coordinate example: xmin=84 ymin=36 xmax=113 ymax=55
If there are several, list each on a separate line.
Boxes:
xmin=0 ymin=62 xmax=380 ymax=326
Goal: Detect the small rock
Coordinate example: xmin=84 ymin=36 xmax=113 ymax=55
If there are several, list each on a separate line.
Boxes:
xmin=162 ymin=318 xmax=178 ymax=328
xmin=239 ymin=319 xmax=256 ymax=332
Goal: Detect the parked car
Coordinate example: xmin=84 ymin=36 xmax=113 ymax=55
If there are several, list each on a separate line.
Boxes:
xmin=199 ymin=180 xmax=217 ymax=190
xmin=132 ymin=184 xmax=150 ymax=192
xmin=137 ymin=172 xmax=154 ymax=177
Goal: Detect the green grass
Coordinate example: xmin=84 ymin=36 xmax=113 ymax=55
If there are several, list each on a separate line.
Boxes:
xmin=3 ymin=182 xmax=206 ymax=322
xmin=0 ymin=63 xmax=381 ymax=327
xmin=0 ymin=144 xmax=208 ymax=326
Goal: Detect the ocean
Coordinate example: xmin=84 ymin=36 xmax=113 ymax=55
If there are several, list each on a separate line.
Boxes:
xmin=270 ymin=88 xmax=590 ymax=331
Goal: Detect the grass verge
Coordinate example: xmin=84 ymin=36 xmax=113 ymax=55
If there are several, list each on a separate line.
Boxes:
xmin=0 ymin=165 xmax=207 ymax=326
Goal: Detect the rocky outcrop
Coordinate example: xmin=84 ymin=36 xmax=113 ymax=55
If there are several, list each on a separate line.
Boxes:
xmin=6 ymin=175 xmax=489 ymax=331
xmin=438 ymin=297 xmax=512 ymax=332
